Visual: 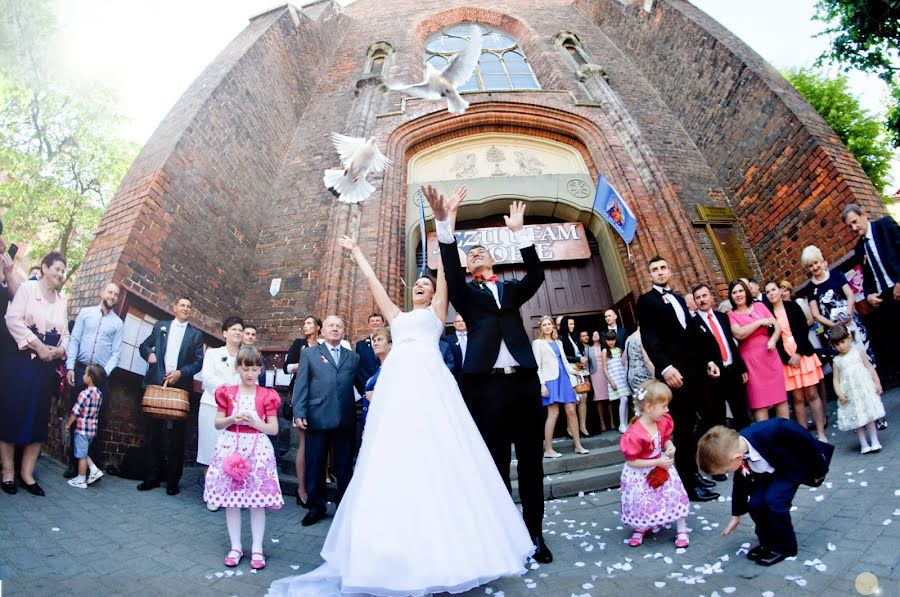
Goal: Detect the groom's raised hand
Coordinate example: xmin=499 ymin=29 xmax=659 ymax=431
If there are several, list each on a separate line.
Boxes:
xmin=422 ymin=184 xmax=467 ymax=226
xmin=504 ymin=200 xmax=526 ymax=233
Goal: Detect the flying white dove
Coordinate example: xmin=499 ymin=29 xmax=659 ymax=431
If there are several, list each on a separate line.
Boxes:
xmin=322 ymin=132 xmax=392 ymax=204
xmin=389 ymin=24 xmax=483 ymax=114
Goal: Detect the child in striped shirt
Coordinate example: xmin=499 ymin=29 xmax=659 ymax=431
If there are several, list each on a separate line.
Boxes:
xmin=65 ymin=364 xmax=106 ymax=489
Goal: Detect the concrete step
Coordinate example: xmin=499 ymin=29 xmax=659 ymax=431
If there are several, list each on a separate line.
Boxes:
xmin=511 ymin=463 xmax=622 ymax=502
xmin=511 ymin=444 xmax=623 ymax=479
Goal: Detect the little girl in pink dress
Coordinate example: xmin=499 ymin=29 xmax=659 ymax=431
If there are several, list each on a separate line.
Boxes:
xmin=619 ymin=380 xmax=690 ymax=548
xmin=204 ymin=346 xmax=283 ymax=571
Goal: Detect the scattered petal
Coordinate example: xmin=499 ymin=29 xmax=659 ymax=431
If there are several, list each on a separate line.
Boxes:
xmin=214 ymin=572 xmax=224 ymax=578
xmin=621 ymin=563 xmax=633 ymax=571
xmin=723 ymin=588 xmax=736 ymax=594
xmin=827 ymin=543 xmax=837 ymax=551
xmin=663 ymin=556 xmax=673 ymax=564
xmin=676 ymin=548 xmax=686 ymax=554
xmin=883 ymin=519 xmax=892 ymax=526
xmin=860 ymin=481 xmax=868 ymax=487
xmin=815 ymin=495 xmax=825 ymax=502
xmin=654 ymin=582 xmax=666 ymax=588
xmin=51 ymin=527 xmax=60 ymax=532
xmin=290 ymin=565 xmax=300 ymax=570
xmin=762 ymin=592 xmax=775 ymax=597
xmin=574 ymin=561 xmax=586 ymax=567
xmin=815 ymin=563 xmax=827 ymax=572
xmin=582 ymin=583 xmax=594 ymax=589
xmin=271 ymin=538 xmax=280 ymax=543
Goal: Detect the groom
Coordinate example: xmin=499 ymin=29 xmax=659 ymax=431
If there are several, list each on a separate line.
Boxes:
xmin=423 ymin=185 xmax=552 ymax=563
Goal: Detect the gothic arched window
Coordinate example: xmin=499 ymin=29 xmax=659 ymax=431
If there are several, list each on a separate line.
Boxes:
xmin=425 ymin=24 xmax=540 ymax=92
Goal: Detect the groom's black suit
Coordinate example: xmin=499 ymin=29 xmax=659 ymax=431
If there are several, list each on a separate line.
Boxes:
xmin=438 ymin=239 xmax=546 ymax=540
xmin=637 ymin=288 xmax=718 ymax=492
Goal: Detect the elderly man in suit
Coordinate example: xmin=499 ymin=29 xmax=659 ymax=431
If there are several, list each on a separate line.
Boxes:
xmin=604 ymin=309 xmax=626 ymax=349
xmin=293 ymin=315 xmax=362 ymax=526
xmin=844 ymin=204 xmax=900 ymax=393
xmin=136 ymin=296 xmax=204 ymax=495
xmin=637 ymin=257 xmax=721 ymax=501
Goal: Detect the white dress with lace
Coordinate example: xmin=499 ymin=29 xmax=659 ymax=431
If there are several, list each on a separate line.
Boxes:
xmin=268 ymin=306 xmax=534 ymax=597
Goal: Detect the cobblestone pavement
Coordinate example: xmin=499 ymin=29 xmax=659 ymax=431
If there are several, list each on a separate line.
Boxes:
xmin=1 ymin=391 xmax=898 ymax=597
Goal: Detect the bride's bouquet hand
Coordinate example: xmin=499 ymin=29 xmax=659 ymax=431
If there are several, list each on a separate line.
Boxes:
xmin=338 ymin=235 xmax=358 ymax=252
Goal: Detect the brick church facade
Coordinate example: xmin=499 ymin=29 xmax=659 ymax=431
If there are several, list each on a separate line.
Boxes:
xmin=65 ymin=0 xmax=884 ymax=466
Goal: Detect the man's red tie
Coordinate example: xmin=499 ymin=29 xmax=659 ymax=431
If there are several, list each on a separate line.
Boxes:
xmin=708 ymin=312 xmax=729 ymax=363
xmin=474 ymin=274 xmax=498 ymax=283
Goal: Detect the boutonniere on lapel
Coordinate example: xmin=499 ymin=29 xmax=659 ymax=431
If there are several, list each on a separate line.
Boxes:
xmin=321 ymin=354 xmax=329 ymax=364
xmin=160 ymin=326 xmax=168 ymax=335
xmin=698 ymin=323 xmax=708 ymax=334
xmin=662 ymin=295 xmax=669 ymax=305
xmin=472 ymin=273 xmax=498 ymax=288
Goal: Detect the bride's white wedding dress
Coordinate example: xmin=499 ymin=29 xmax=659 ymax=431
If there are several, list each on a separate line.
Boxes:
xmin=268 ymin=306 xmax=534 ymax=596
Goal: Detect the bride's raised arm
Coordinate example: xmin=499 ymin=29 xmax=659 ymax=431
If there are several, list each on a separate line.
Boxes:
xmin=338 ymin=236 xmax=402 ymax=323
xmin=432 ymin=253 xmax=449 ymax=324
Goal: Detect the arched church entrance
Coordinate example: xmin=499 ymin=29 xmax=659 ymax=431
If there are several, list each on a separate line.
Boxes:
xmin=404 ymin=132 xmax=636 ymax=333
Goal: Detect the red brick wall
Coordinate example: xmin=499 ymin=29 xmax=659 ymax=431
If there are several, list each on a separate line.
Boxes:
xmin=575 ymin=0 xmax=884 ymax=284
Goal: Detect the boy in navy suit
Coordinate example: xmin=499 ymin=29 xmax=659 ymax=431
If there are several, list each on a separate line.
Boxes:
xmin=697 ymin=420 xmax=834 ymax=566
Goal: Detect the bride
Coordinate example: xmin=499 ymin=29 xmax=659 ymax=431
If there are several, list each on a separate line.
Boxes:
xmin=268 ymin=224 xmax=535 ymax=596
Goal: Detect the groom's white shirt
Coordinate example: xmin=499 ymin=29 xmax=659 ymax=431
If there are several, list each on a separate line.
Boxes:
xmin=436 ymin=219 xmax=533 ymax=370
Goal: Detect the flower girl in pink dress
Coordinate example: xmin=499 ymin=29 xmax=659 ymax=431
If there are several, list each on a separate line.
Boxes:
xmin=203 ymin=346 xmax=284 ymax=570
xmin=619 ymin=380 xmax=690 ymax=548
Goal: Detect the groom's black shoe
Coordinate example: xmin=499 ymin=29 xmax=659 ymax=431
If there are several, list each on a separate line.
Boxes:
xmin=532 ymin=535 xmax=553 ymax=564
xmin=693 ymin=473 xmax=715 ymax=488
xmin=302 ymin=509 xmax=326 ymax=527
xmin=686 ymin=485 xmax=719 ymax=502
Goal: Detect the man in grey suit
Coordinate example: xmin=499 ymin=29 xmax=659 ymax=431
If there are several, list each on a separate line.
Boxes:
xmin=293 ymin=315 xmax=362 ymax=526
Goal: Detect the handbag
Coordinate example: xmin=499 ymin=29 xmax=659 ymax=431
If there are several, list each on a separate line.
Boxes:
xmin=647 ymin=465 xmax=670 ymax=489
xmin=573 ymin=373 xmax=591 ymax=394
xmin=222 ymin=401 xmax=260 ymax=482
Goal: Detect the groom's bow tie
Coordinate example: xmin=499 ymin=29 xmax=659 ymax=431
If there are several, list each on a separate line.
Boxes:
xmin=655 ymin=286 xmax=673 ymax=295
xmin=473 ymin=274 xmax=498 ymax=284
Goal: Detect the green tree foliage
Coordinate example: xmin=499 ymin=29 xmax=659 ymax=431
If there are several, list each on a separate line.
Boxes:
xmin=814 ymin=0 xmax=900 ymax=146
xmin=0 ymin=0 xmax=138 ymax=284
xmin=785 ymin=68 xmax=893 ymax=193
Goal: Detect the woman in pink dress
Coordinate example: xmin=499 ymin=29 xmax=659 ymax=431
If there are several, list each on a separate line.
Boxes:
xmin=727 ymin=280 xmax=788 ymax=421
xmin=587 ymin=331 xmax=611 ymax=432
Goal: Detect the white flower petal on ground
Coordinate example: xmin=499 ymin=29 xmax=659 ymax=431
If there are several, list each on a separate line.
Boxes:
xmin=664 ymin=556 xmax=673 ymax=564
xmin=654 ymin=581 xmax=666 ymax=588
xmin=290 ymin=565 xmax=300 ymax=570
xmin=883 ymin=519 xmax=892 ymax=526
xmin=51 ymin=527 xmax=60 ymax=532
xmin=214 ymin=572 xmax=224 ymax=578
xmin=815 ymin=495 xmax=825 ymax=502
xmin=676 ymin=548 xmax=687 ymax=554
xmin=583 ymin=583 xmax=594 ymax=589
xmin=827 ymin=543 xmax=837 ymax=551
xmin=622 ymin=563 xmax=633 ymax=571
xmin=723 ymin=587 xmax=736 ymax=594
xmin=271 ymin=538 xmax=279 ymax=543
xmin=762 ymin=592 xmax=775 ymax=597
xmin=575 ymin=561 xmax=586 ymax=567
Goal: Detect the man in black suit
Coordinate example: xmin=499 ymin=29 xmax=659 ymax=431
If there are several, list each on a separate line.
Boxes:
xmin=293 ymin=315 xmax=362 ymax=526
xmin=844 ymin=204 xmax=900 ymax=392
xmin=637 ymin=257 xmax=721 ymax=501
xmin=354 ymin=313 xmax=384 ymax=382
xmin=424 ymin=185 xmax=552 ymax=563
xmin=136 ymin=296 xmax=205 ymax=495
xmin=693 ymin=284 xmax=751 ymax=433
xmin=445 ymin=313 xmax=467 ymax=376
xmin=603 ymin=309 xmax=626 ymax=349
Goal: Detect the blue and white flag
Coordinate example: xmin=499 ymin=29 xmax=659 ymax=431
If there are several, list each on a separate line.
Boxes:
xmin=593 ymin=174 xmax=637 ymax=245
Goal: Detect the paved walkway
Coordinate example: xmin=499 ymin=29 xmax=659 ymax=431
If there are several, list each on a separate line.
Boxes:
xmin=1 ymin=391 xmax=898 ymax=597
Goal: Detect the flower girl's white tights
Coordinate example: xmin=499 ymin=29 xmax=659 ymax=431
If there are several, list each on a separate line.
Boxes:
xmin=226 ymin=507 xmax=266 ymax=553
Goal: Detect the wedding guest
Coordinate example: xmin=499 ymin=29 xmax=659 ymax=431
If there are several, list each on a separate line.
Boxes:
xmin=699 ymin=421 xmax=833 ymax=566
xmin=241 ymin=324 xmax=268 ymax=387
xmin=439 ymin=336 xmax=457 ymax=372
xmin=830 ymin=325 xmax=885 ymax=453
xmin=362 ymin=326 xmax=392 ymax=429
xmin=602 ymin=330 xmax=631 ymax=434
xmin=292 ymin=315 xmax=361 ymax=526
xmin=637 ymin=256 xmax=720 ymax=501
xmin=0 ymin=252 xmax=69 ymax=496
xmin=355 ymin=313 xmax=385 ymax=383
xmin=684 ymin=292 xmax=698 ymax=315
xmin=447 ymin=313 xmax=467 ymax=373
xmin=588 ymin=331 xmax=611 ymax=432
xmin=844 ymin=204 xmax=900 ymax=390
xmin=803 ymin=245 xmax=876 ymax=364
xmin=692 ymin=284 xmax=751 ymax=432
xmin=27 ymin=266 xmax=41 ymax=281
xmin=619 ymin=380 xmax=690 ymax=548
xmin=560 ymin=317 xmax=589 ymax=437
xmin=741 ymin=278 xmax=763 ymax=302
xmin=283 ymin=315 xmax=321 ymax=508
xmin=64 ymin=364 xmax=106 ymax=489
xmin=624 ymin=327 xmax=654 ymax=395
xmin=576 ymin=330 xmax=592 ymax=437
xmin=763 ymin=282 xmax=826 ymax=441
xmin=136 ymin=296 xmax=204 ymax=495
xmin=727 ymin=280 xmax=788 ymax=421
xmin=604 ymin=309 xmax=626 ymax=349
xmin=203 ymin=346 xmax=283 ymax=571
xmin=63 ymin=282 xmax=122 ymax=477
xmin=533 ymin=316 xmax=588 ymax=458
xmin=199 ymin=316 xmax=244 ymax=510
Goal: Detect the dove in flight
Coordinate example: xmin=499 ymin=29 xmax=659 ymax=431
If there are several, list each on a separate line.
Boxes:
xmin=389 ymin=24 xmax=483 ymax=114
xmin=322 ymin=132 xmax=392 ymax=204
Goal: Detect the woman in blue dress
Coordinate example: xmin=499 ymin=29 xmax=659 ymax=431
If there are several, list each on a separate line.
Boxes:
xmin=532 ymin=316 xmax=589 ymax=458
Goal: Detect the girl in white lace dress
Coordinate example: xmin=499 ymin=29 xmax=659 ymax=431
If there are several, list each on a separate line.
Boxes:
xmin=830 ymin=325 xmax=885 ymax=454
xmin=268 ymin=233 xmax=533 ymax=597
